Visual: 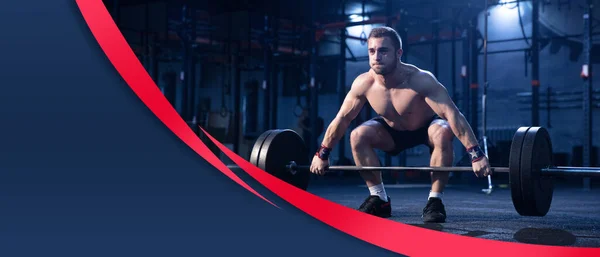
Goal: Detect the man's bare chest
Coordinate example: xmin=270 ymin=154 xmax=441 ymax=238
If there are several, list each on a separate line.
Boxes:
xmin=366 ymin=87 xmax=424 ymax=116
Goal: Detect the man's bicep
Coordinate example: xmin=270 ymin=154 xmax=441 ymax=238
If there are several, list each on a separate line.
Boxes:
xmin=422 ymin=76 xmax=457 ymax=118
xmin=335 ymin=74 xmax=369 ymax=122
xmin=336 ymin=89 xmax=365 ymax=121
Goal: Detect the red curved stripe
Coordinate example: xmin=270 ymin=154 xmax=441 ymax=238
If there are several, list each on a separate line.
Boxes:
xmin=74 ymin=0 xmax=277 ymax=208
xmin=202 ymin=128 xmax=600 ymax=257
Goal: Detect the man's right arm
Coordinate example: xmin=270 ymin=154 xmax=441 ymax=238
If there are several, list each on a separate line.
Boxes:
xmin=319 ymin=75 xmax=368 ymax=150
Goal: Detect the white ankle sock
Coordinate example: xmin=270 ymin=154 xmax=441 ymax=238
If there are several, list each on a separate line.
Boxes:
xmin=368 ymin=183 xmax=388 ymax=202
xmin=428 ymin=191 xmax=443 ymax=200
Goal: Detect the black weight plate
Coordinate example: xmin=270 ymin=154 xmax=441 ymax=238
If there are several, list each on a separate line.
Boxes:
xmin=520 ymin=127 xmax=554 ymax=216
xmin=509 ymin=126 xmax=531 ymax=216
xmin=257 ymin=129 xmax=310 ymax=191
xmin=249 ymin=130 xmax=275 ymax=166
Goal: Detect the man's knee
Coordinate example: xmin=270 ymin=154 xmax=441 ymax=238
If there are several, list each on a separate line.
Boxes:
xmin=351 ymin=121 xmax=396 ymax=153
xmin=430 ymin=124 xmax=454 ymax=149
xmin=350 ymin=126 xmax=372 ymax=149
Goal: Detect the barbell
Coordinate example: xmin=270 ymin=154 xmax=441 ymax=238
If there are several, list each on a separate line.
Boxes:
xmin=227 ymin=126 xmax=600 ymax=217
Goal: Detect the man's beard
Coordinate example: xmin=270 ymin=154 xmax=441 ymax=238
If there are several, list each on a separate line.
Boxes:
xmin=372 ymin=56 xmax=398 ymax=75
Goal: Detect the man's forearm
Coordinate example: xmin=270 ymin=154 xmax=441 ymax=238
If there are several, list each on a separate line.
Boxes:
xmin=320 ymin=117 xmax=351 ymax=149
xmin=446 ymin=110 xmax=479 ymax=149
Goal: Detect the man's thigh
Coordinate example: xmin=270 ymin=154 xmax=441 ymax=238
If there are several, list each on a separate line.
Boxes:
xmin=352 ymin=119 xmax=396 ymax=152
xmin=355 ymin=118 xmax=430 ymax=156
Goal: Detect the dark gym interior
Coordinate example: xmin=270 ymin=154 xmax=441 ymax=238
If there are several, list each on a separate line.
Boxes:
xmin=103 ymin=0 xmax=600 ymax=247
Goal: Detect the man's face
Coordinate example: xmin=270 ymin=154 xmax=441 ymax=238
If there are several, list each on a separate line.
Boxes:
xmin=368 ymin=37 xmax=401 ymax=75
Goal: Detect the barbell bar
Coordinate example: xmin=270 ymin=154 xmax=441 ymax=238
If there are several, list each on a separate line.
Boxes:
xmin=229 ymin=164 xmax=509 ymax=172
xmin=282 ymin=161 xmax=600 ymax=176
xmin=223 ymin=126 xmax=598 ymax=217
xmin=283 ymin=161 xmax=510 ymax=173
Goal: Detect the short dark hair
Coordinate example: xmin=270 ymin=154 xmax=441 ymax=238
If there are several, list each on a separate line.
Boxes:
xmin=368 ymin=26 xmax=402 ymax=50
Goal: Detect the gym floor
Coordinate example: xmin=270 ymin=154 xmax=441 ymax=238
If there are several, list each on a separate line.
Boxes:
xmin=308 ymin=179 xmax=600 ymax=247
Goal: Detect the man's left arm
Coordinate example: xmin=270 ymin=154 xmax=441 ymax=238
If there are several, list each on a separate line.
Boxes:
xmin=415 ymin=72 xmax=479 ymax=150
xmin=416 ymin=72 xmax=490 ymax=176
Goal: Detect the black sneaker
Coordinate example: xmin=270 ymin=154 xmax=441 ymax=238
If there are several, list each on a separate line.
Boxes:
xmin=422 ymin=197 xmax=446 ymax=223
xmin=358 ymin=195 xmax=391 ymax=218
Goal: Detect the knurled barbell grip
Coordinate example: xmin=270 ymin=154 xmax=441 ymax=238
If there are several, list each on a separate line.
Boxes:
xmin=230 ymin=162 xmax=600 ymax=177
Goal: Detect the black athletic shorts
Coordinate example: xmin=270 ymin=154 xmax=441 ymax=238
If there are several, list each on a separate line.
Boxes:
xmin=371 ymin=115 xmax=444 ymax=156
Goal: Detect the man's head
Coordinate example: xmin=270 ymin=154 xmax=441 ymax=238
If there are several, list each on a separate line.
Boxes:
xmin=367 ymin=26 xmax=403 ymax=75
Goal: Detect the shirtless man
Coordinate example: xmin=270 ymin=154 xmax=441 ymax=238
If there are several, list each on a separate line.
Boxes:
xmin=309 ymin=27 xmax=491 ymax=223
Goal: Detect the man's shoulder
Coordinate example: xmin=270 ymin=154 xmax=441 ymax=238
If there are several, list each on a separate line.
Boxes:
xmin=405 ymin=67 xmax=443 ymax=94
xmin=408 ymin=68 xmax=438 ymax=86
xmin=355 ymin=71 xmax=375 ymax=84
xmin=403 ymin=64 xmax=434 ymax=80
xmin=351 ymin=72 xmax=375 ymax=91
